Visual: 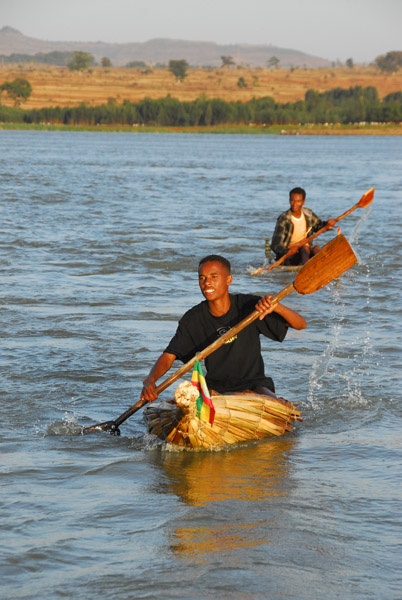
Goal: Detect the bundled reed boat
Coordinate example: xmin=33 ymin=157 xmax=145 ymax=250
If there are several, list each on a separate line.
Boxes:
xmin=144 ymin=381 xmax=302 ymax=450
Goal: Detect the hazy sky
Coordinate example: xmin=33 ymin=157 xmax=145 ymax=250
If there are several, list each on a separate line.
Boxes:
xmin=1 ymin=0 xmax=401 ymax=63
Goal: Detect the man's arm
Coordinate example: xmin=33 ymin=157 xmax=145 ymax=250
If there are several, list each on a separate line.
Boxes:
xmin=141 ymin=352 xmax=176 ymax=402
xmin=255 ymin=296 xmax=307 ymax=330
xmin=271 ymin=214 xmax=291 ymax=256
xmin=308 ymin=209 xmax=336 ymax=234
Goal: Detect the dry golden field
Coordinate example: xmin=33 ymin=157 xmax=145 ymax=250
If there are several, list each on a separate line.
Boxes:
xmin=0 ymin=64 xmax=401 ymax=109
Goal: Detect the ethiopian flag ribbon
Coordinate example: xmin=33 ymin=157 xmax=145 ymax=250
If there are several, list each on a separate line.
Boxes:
xmin=191 ymin=360 xmax=215 ymax=426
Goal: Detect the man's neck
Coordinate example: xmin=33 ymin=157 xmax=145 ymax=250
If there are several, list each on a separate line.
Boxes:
xmin=207 ymin=295 xmax=231 ymax=317
xmin=291 ymin=209 xmax=303 ymax=219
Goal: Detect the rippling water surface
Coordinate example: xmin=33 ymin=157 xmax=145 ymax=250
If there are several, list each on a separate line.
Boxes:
xmin=1 ymin=131 xmax=401 ymax=599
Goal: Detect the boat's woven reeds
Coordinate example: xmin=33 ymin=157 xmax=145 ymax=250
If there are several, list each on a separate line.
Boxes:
xmin=144 ymin=381 xmax=302 ymax=450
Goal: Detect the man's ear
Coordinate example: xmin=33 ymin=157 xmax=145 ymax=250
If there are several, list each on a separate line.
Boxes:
xmin=227 ymin=274 xmax=233 ymax=286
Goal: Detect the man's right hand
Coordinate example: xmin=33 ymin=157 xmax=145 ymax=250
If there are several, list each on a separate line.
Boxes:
xmin=140 ymin=352 xmax=176 ymax=403
xmin=141 ymin=378 xmax=158 ymax=403
xmin=286 ymin=243 xmax=301 ymax=255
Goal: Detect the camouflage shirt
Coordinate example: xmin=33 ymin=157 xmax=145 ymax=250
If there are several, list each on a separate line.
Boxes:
xmin=271 ymin=207 xmax=327 ymax=257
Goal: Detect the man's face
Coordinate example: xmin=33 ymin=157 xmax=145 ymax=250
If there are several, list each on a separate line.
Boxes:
xmin=289 ymin=193 xmax=305 ymax=214
xmin=198 ymin=261 xmax=232 ymax=302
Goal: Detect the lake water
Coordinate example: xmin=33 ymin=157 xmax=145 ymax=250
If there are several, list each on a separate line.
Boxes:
xmin=1 ymin=130 xmax=401 ymax=599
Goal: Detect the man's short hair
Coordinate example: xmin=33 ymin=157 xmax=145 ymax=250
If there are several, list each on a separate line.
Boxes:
xmin=289 ymin=187 xmax=306 ymax=200
xmin=198 ymin=255 xmax=231 ymax=273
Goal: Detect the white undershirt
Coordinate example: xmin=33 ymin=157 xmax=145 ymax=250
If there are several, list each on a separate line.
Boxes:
xmin=290 ymin=214 xmax=307 ymax=244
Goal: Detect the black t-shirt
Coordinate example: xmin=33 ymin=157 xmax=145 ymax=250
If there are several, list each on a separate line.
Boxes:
xmin=165 ymin=293 xmax=288 ymax=394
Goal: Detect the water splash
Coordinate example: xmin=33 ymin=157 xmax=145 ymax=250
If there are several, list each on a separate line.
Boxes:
xmin=45 ymin=412 xmax=83 ymax=436
xmin=348 ymin=203 xmax=373 ymax=244
xmin=246 ymin=258 xmax=270 ymax=275
xmin=307 ymin=274 xmax=374 ymax=412
xmin=305 ymin=203 xmax=378 ymax=413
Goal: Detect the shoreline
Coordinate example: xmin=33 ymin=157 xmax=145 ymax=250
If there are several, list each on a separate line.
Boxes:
xmin=1 ymin=122 xmax=401 ymax=135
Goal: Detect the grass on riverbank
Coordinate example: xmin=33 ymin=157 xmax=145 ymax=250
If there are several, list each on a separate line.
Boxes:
xmin=1 ymin=121 xmax=401 ymax=135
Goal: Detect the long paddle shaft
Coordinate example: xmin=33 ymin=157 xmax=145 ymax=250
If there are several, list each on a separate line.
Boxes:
xmin=251 ymin=187 xmax=374 ymax=276
xmin=83 ymin=234 xmax=357 ymax=435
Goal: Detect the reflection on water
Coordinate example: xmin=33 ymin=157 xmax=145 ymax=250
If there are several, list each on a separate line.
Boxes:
xmin=171 ymin=521 xmax=265 ymax=561
xmin=151 ymin=438 xmax=297 ymax=560
xmin=157 ymin=438 xmax=296 ymax=505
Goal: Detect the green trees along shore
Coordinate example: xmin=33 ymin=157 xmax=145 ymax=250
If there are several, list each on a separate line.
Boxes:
xmin=0 ymin=85 xmax=401 ymax=128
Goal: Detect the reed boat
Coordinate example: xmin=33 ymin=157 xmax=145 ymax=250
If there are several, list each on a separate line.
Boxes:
xmin=144 ymin=381 xmax=302 ymax=450
xmin=249 ymin=238 xmax=303 ymax=275
xmin=270 ymin=264 xmax=301 ymax=272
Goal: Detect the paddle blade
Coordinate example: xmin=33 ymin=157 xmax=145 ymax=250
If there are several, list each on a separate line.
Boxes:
xmin=358 ymin=187 xmax=375 ymax=208
xmin=294 ymin=234 xmax=357 ymax=295
xmin=82 ymin=420 xmax=121 ymax=435
xmin=250 ymin=266 xmax=264 ymax=276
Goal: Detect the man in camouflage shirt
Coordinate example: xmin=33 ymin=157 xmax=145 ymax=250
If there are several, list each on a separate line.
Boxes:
xmin=271 ymin=187 xmax=335 ymax=265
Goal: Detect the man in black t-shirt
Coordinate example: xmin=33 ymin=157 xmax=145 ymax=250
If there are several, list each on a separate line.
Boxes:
xmin=141 ymin=255 xmax=306 ymax=401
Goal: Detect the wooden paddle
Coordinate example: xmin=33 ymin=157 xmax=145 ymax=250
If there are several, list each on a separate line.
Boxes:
xmin=251 ymin=187 xmax=374 ymax=276
xmin=83 ymin=233 xmax=357 ymax=435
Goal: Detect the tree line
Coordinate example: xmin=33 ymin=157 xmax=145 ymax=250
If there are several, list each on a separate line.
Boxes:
xmin=0 ymin=86 xmax=401 ymax=126
xmin=1 ymin=50 xmax=402 ymax=72
xmin=0 ymin=51 xmax=74 ymax=66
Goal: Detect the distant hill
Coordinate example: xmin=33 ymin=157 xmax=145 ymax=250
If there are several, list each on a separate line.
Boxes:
xmin=0 ymin=26 xmax=332 ymax=68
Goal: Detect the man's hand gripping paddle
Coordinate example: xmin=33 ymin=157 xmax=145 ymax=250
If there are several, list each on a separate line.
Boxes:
xmin=251 ymin=187 xmax=374 ymax=276
xmin=83 ymin=234 xmax=357 ymax=435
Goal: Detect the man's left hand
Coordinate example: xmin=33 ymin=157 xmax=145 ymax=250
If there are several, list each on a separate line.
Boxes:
xmin=256 ymin=295 xmax=275 ymax=320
